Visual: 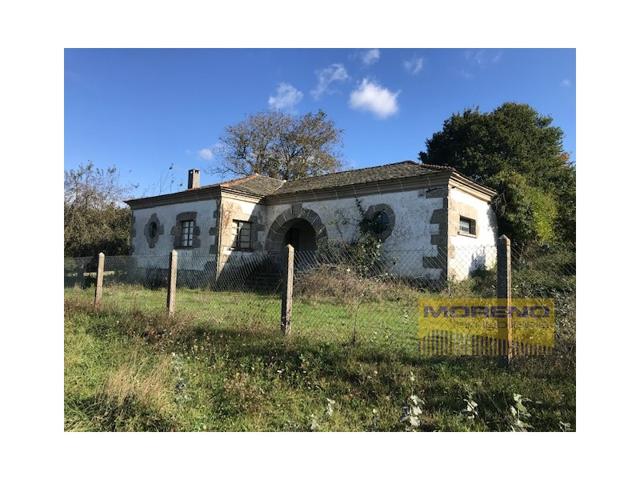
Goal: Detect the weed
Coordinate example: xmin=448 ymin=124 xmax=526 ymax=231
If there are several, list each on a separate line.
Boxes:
xmin=89 ymin=355 xmax=176 ymax=431
xmin=65 ymin=287 xmax=575 ymax=432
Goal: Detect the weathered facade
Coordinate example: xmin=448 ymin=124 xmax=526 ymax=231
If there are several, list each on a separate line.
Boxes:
xmin=126 ymin=161 xmax=498 ymax=282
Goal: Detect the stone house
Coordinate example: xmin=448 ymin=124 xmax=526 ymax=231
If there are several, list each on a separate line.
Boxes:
xmin=125 ymin=161 xmax=498 ymax=282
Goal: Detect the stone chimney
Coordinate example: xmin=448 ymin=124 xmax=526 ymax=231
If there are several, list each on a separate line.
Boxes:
xmin=188 ymin=169 xmax=200 ymax=189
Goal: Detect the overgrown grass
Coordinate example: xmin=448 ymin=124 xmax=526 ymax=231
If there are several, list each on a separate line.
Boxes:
xmin=64 ymin=286 xmax=575 ymax=432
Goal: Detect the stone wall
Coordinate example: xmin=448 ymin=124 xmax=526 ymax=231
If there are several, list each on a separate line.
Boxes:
xmin=216 ymin=195 xmax=269 ymax=273
xmin=130 ymin=198 xmax=219 ymax=270
xmin=129 ymin=181 xmax=497 ymax=282
xmin=447 ymin=186 xmax=498 ymax=280
xmin=265 ymin=188 xmax=448 ymax=280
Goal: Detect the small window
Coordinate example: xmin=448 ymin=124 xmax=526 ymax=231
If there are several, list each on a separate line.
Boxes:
xmin=232 ymin=220 xmax=252 ymax=250
xmin=149 ymin=221 xmax=158 ymax=238
xmin=180 ymin=220 xmax=195 ymax=247
xmin=459 ymin=216 xmax=476 ymax=236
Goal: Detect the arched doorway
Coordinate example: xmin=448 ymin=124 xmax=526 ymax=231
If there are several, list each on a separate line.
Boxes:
xmin=282 ymin=218 xmax=317 ymax=251
xmin=265 ymin=206 xmax=328 ymax=253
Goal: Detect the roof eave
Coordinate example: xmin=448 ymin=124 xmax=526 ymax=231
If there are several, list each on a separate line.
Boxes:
xmin=125 ymin=185 xmax=222 ymax=209
xmin=220 ymin=186 xmax=271 ymax=202
xmin=449 ymin=171 xmax=497 ymax=199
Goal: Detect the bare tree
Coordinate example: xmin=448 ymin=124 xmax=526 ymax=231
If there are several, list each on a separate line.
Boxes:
xmin=211 ymin=110 xmax=343 ymax=180
xmin=64 ymin=162 xmax=132 ymax=256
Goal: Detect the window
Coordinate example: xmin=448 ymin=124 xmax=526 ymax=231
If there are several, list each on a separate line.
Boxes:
xmin=180 ymin=220 xmax=195 ymax=247
xmin=145 ymin=214 xmax=163 ymax=248
xmin=173 ymin=212 xmax=199 ymax=248
xmin=233 ymin=220 xmax=252 ymax=250
xmin=364 ymin=204 xmax=395 ymax=241
xmin=459 ymin=216 xmax=476 ymax=236
xmin=372 ymin=211 xmax=390 ymax=234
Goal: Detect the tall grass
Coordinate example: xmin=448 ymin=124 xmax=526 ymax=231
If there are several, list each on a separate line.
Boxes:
xmin=64 ymin=288 xmax=575 ymax=432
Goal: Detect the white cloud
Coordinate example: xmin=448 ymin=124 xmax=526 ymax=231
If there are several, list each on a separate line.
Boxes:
xmin=349 ymin=78 xmax=400 ymax=119
xmin=403 ymin=56 xmax=424 ymax=75
xmin=361 ymin=49 xmax=380 ymax=66
xmin=268 ymin=83 xmax=303 ymax=111
xmin=465 ymin=49 xmax=502 ymax=66
xmin=561 ymin=78 xmax=572 ymax=87
xmin=311 ymin=64 xmax=349 ymax=99
xmin=197 ymin=142 xmax=223 ymax=161
xmin=198 ymin=148 xmax=214 ymax=160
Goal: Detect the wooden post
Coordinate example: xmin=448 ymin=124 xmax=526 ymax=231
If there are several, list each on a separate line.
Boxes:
xmin=497 ymin=235 xmax=513 ymax=363
xmin=93 ymin=252 xmax=105 ymax=309
xmin=167 ymin=249 xmax=177 ymax=315
xmin=280 ymin=244 xmax=294 ymax=335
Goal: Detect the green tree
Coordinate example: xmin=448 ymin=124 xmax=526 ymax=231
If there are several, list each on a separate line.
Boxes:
xmin=419 ymin=103 xmax=575 ymax=247
xmin=211 ymin=110 xmax=343 ymax=180
xmin=64 ymin=161 xmax=131 ymax=257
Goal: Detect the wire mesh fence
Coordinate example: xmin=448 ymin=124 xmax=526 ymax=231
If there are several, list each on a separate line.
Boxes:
xmin=291 ymin=247 xmax=445 ymax=353
xmin=510 ymin=242 xmax=576 ymax=358
xmin=64 ymin=256 xmax=96 ymax=288
xmin=64 ymin=241 xmax=576 ymax=360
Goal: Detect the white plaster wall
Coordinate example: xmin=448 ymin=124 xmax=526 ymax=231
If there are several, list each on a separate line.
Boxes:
xmin=448 ymin=188 xmax=498 ymax=280
xmin=127 ymin=187 xmax=496 ymax=280
xmin=131 ymin=199 xmax=218 ymax=270
xmin=267 ymin=190 xmax=446 ymax=279
xmin=218 ymin=197 xmax=269 ymax=265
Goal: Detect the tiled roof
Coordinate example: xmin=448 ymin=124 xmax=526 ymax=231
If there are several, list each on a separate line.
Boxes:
xmin=126 ymin=161 xmax=483 ymax=207
xmin=272 ymin=161 xmax=451 ymax=195
xmin=221 ymin=174 xmax=284 ymax=197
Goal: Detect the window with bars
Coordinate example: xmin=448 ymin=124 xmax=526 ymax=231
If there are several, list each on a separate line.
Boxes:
xmin=232 ymin=220 xmax=252 ymax=250
xmin=459 ymin=216 xmax=477 ymax=236
xmin=180 ymin=220 xmax=195 ymax=247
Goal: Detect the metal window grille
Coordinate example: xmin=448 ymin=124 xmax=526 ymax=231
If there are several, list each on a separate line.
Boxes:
xmin=181 ymin=220 xmax=194 ymax=247
xmin=232 ymin=220 xmax=252 ymax=250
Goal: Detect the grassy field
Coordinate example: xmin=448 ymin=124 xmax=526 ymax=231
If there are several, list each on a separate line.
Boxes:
xmin=64 ymin=285 xmax=575 ymax=431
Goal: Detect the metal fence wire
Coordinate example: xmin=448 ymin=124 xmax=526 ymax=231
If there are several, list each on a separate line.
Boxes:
xmin=64 ymin=241 xmax=576 ymax=359
xmin=64 ymin=256 xmax=95 ymax=288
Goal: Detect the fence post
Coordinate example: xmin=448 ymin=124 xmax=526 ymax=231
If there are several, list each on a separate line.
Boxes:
xmin=167 ymin=249 xmax=177 ymax=315
xmin=497 ymin=235 xmax=513 ymax=364
xmin=281 ymin=244 xmax=294 ymax=335
xmin=93 ymin=252 xmax=105 ymax=309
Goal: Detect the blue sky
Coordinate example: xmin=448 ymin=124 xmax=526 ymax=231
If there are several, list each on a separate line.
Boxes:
xmin=65 ymin=48 xmax=575 ymax=197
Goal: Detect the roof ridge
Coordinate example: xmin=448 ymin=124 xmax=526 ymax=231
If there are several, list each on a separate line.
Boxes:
xmin=217 ymin=162 xmax=443 ymax=188
xmin=220 ymin=174 xmax=259 ymax=188
xmin=281 ymin=160 xmax=422 ymax=185
xmin=420 ymin=163 xmax=456 ymax=171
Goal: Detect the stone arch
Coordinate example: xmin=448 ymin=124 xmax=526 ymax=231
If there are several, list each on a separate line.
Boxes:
xmin=265 ymin=204 xmax=328 ymax=252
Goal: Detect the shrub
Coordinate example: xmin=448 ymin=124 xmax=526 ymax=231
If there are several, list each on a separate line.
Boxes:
xmin=512 ymin=243 xmax=576 ymax=360
xmin=294 ymin=264 xmax=418 ymax=303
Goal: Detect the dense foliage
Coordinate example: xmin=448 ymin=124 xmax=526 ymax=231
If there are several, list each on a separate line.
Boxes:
xmin=64 ymin=161 xmax=131 ymax=257
xmin=419 ymin=103 xmax=576 ymax=248
xmin=212 ymin=110 xmax=343 ymax=180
